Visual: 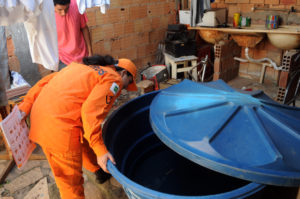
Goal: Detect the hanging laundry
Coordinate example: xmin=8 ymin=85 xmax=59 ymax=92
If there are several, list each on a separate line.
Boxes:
xmin=76 ymin=0 xmax=110 ymax=14
xmin=190 ymin=0 xmax=211 ymax=27
xmin=24 ymin=0 xmax=59 ymax=71
xmin=0 ymin=0 xmax=42 ymax=26
xmin=0 ymin=0 xmax=59 ymax=71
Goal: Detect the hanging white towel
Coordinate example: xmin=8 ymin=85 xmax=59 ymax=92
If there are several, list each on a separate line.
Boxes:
xmin=0 ymin=0 xmax=59 ymax=71
xmin=76 ymin=0 xmax=110 ymax=14
xmin=24 ymin=0 xmax=59 ymax=71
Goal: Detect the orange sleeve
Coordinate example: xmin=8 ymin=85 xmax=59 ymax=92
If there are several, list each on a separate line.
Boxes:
xmin=81 ymin=73 xmax=122 ymax=157
xmin=19 ymin=73 xmax=57 ymax=115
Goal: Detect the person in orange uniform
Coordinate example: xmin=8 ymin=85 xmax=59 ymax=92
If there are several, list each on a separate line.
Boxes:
xmin=18 ymin=55 xmax=137 ymax=199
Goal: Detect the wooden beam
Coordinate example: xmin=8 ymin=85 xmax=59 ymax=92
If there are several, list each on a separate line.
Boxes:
xmin=0 ymin=160 xmax=15 ymax=184
xmin=0 ymin=152 xmax=46 ymax=160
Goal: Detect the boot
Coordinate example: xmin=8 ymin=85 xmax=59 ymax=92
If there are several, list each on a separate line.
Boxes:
xmin=94 ymin=168 xmax=111 ymax=184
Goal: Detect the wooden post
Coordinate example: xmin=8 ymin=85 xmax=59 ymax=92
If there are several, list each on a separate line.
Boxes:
xmin=181 ymin=0 xmax=189 ymax=9
xmin=0 ymin=75 xmax=16 ymax=184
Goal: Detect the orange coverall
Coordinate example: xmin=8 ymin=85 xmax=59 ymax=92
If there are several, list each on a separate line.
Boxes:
xmin=19 ymin=62 xmax=123 ymax=198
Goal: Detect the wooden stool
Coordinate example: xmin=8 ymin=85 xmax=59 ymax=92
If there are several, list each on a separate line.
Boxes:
xmin=164 ymin=53 xmax=198 ymax=81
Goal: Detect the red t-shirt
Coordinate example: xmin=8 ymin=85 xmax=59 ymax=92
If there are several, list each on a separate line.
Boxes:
xmin=55 ymin=0 xmax=88 ymax=65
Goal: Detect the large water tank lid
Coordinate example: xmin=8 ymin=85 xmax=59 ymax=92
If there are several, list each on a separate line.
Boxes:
xmin=149 ymin=79 xmax=300 ymax=186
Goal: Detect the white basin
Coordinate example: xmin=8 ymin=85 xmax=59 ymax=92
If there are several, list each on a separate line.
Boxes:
xmin=267 ymin=33 xmax=300 ymax=50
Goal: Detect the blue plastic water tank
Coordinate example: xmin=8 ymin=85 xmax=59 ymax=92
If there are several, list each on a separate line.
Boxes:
xmin=103 ymin=80 xmax=300 ymax=199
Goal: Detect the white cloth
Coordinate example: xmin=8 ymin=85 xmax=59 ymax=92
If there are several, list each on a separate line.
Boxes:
xmin=0 ymin=0 xmax=59 ymax=71
xmin=76 ymin=0 xmax=110 ymax=14
xmin=10 ymin=71 xmax=30 ymax=88
xmin=24 ymin=0 xmax=59 ymax=71
xmin=0 ymin=0 xmax=42 ymax=26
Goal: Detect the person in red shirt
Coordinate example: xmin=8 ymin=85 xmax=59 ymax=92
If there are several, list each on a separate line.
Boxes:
xmin=19 ymin=55 xmax=138 ymax=199
xmin=54 ymin=0 xmax=93 ymax=70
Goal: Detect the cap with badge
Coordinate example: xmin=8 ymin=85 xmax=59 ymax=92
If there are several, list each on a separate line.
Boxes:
xmin=115 ymin=59 xmax=138 ymax=91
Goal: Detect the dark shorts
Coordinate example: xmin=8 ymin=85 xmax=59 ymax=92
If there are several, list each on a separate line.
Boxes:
xmin=58 ymin=60 xmax=67 ymax=70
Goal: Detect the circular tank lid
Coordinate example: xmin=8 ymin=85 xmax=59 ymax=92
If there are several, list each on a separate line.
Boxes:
xmin=149 ymin=79 xmax=300 ymax=186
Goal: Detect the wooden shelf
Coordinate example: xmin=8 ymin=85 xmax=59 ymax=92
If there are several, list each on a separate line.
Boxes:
xmin=189 ymin=25 xmax=300 ymax=35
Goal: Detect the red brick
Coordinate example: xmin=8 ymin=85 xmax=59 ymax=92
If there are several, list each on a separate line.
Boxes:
xmin=239 ymin=3 xmax=254 ymax=13
xmin=213 ymin=72 xmax=221 ymax=80
xmin=211 ymin=3 xmax=218 ymax=8
xmin=8 ymin=56 xmax=20 ymax=72
xmin=279 ymin=71 xmax=289 ymax=88
xmin=135 ymin=32 xmax=150 ymax=46
xmin=111 ymin=38 xmax=122 ymax=51
xmin=148 ymin=3 xmax=165 ymax=17
xmin=253 ymin=49 xmax=267 ymax=60
xmin=168 ymin=14 xmax=176 ymax=24
xmin=145 ymin=43 xmax=157 ymax=55
xmin=114 ymin=23 xmax=125 ymax=37
xmin=6 ymin=37 xmax=14 ymax=57
xmin=149 ymin=30 xmax=164 ymax=43
xmin=164 ymin=2 xmax=173 ymax=15
xmin=137 ymin=45 xmax=148 ymax=58
xmin=225 ymin=0 xmax=237 ymax=3
xmin=92 ymin=40 xmax=112 ymax=55
xmin=228 ymin=5 xmax=241 ymax=22
xmin=250 ymin=0 xmax=264 ymax=3
xmin=265 ymin=0 xmax=280 ymax=4
xmin=110 ymin=0 xmax=122 ymax=7
xmin=134 ymin=18 xmax=151 ymax=33
xmin=151 ymin=17 xmax=161 ymax=29
xmin=280 ymin=0 xmax=296 ymax=4
xmin=238 ymin=0 xmax=250 ymax=3
xmin=86 ymin=11 xmax=96 ymax=27
xmin=113 ymin=22 xmax=136 ymax=37
xmin=96 ymin=8 xmax=129 ymax=25
xmin=160 ymin=16 xmax=169 ymax=28
xmin=120 ymin=35 xmax=135 ymax=50
xmin=114 ymin=48 xmax=137 ymax=60
xmin=129 ymin=5 xmax=148 ymax=20
xmin=214 ymin=58 xmax=221 ymax=73
xmin=216 ymin=3 xmax=227 ymax=8
xmin=124 ymin=22 xmax=135 ymax=35
xmin=90 ymin=24 xmax=114 ymax=42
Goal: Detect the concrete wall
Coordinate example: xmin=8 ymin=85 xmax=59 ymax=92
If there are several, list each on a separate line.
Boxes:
xmin=211 ymin=0 xmax=300 ymax=82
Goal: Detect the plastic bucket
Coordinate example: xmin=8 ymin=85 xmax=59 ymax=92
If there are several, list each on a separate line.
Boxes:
xmin=103 ymin=91 xmax=265 ymax=199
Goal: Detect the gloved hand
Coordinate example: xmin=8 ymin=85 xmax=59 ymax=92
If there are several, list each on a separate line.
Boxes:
xmin=97 ymin=152 xmax=116 ymax=173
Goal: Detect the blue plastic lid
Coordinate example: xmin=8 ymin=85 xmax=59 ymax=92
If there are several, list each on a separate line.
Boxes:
xmin=150 ymin=80 xmax=300 ymax=186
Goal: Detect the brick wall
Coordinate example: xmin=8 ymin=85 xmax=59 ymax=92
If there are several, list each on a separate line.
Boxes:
xmin=86 ymin=0 xmax=177 ymax=72
xmin=211 ymin=0 xmax=300 ymax=82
